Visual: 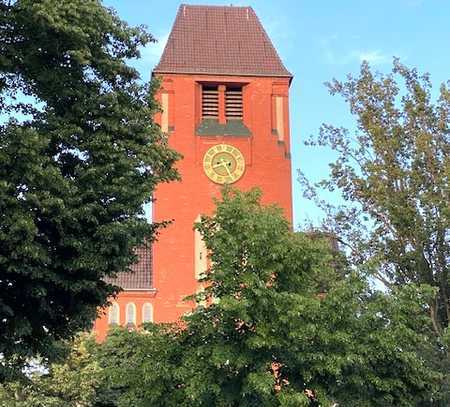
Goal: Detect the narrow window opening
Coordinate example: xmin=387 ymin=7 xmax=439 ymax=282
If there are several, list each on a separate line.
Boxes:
xmin=108 ymin=302 xmax=120 ymax=326
xmin=126 ymin=303 xmax=136 ymax=326
xmin=225 ymin=86 xmax=243 ymax=120
xmin=142 ymin=303 xmax=153 ymax=323
xmin=202 ymin=85 xmax=219 ymax=119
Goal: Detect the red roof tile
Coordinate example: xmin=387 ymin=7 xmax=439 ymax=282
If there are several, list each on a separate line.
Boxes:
xmin=104 ymin=244 xmax=152 ymax=290
xmin=154 ymin=4 xmax=292 ymax=78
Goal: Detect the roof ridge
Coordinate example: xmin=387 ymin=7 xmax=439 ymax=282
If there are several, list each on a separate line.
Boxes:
xmin=180 ymin=4 xmax=252 ymax=9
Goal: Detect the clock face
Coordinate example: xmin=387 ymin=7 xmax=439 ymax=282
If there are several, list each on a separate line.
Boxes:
xmin=203 ymin=144 xmax=245 ymax=184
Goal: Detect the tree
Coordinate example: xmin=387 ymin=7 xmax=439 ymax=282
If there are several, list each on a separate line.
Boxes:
xmin=14 ymin=189 xmax=433 ymax=406
xmin=96 ymin=324 xmax=183 ymax=407
xmin=0 ymin=334 xmax=103 ymax=407
xmin=299 ymin=59 xmax=449 ymax=403
xmin=0 ymin=0 xmax=179 ymax=377
xmin=177 ymin=189 xmax=440 ymax=406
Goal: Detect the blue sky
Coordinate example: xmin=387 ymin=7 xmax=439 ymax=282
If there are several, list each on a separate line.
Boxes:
xmin=105 ymin=0 xmax=450 ymax=228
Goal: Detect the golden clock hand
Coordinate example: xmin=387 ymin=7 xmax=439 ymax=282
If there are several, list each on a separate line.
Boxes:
xmin=217 ymin=157 xmax=233 ymax=177
xmin=224 ymin=161 xmax=232 ymax=177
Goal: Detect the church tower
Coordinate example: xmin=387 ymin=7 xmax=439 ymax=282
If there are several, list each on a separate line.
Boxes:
xmin=94 ymin=4 xmax=292 ymax=337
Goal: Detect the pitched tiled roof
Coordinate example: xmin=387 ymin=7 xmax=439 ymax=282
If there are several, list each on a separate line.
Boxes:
xmin=104 ymin=244 xmax=152 ymax=290
xmin=154 ymin=4 xmax=292 ymax=78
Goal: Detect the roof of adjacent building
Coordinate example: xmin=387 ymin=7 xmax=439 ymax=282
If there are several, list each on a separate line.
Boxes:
xmin=104 ymin=244 xmax=152 ymax=290
xmin=153 ymin=4 xmax=292 ymax=78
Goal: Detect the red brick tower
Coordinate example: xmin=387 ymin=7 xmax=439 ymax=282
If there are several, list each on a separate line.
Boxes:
xmin=94 ymin=4 xmax=292 ymax=339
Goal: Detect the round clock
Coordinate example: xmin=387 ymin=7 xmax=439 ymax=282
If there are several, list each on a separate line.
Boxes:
xmin=203 ymin=144 xmax=245 ymax=184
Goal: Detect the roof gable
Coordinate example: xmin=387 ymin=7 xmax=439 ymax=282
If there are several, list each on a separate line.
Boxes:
xmin=154 ymin=4 xmax=292 ymax=78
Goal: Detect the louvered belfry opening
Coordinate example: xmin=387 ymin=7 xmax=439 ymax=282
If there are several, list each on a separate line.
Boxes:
xmin=225 ymin=86 xmax=243 ymax=120
xmin=201 ymin=85 xmax=219 ymax=119
xmin=197 ymin=83 xmax=250 ymax=136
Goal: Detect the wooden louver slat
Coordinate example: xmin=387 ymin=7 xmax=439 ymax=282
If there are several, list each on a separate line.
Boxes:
xmin=226 ymin=86 xmax=243 ymax=120
xmin=202 ymin=85 xmax=218 ymax=119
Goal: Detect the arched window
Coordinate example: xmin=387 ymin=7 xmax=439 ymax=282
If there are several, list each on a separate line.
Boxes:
xmin=108 ymin=302 xmax=120 ymax=325
xmin=126 ymin=303 xmax=136 ymax=325
xmin=142 ymin=303 xmax=153 ymax=323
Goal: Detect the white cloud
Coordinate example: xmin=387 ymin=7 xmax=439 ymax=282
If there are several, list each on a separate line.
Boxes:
xmin=320 ymin=35 xmax=390 ymax=66
xmin=354 ymin=50 xmax=389 ymax=65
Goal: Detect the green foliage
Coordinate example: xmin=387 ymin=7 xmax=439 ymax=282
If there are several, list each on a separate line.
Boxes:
xmin=2 ymin=190 xmax=440 ymax=405
xmin=94 ymin=324 xmax=185 ymax=407
xmin=180 ymin=189 xmax=439 ymax=406
xmin=299 ymin=60 xmax=450 ymax=403
xmin=0 ymin=334 xmax=102 ymax=406
xmin=0 ymin=0 xmax=179 ymax=377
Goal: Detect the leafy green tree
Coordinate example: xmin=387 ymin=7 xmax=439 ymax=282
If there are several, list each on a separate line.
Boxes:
xmin=299 ymin=60 xmax=449 ymax=402
xmin=0 ymin=0 xmax=179 ymax=377
xmin=178 ymin=189 xmax=439 ymax=406
xmin=96 ymin=324 xmax=183 ymax=407
xmin=2 ymin=190 xmax=440 ymax=405
xmin=100 ymin=190 xmax=440 ymax=406
xmin=0 ymin=334 xmax=102 ymax=406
